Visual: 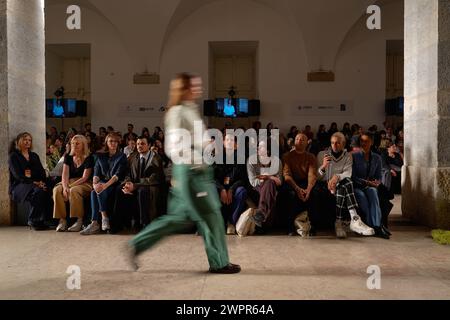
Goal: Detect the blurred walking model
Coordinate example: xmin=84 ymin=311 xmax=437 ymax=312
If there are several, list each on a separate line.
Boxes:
xmin=126 ymin=73 xmax=241 ymax=274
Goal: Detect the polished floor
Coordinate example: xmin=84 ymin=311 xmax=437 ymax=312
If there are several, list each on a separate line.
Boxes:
xmin=0 ymin=196 xmax=449 ymax=300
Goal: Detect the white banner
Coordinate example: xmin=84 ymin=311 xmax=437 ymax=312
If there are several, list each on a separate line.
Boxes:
xmin=118 ymin=103 xmax=166 ymax=118
xmin=291 ymin=100 xmax=354 ymax=116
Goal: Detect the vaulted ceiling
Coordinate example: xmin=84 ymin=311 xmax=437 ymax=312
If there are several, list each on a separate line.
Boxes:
xmin=45 ymin=0 xmax=402 ymax=72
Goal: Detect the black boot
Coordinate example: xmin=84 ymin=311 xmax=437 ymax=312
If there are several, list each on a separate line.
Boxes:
xmin=381 ymin=225 xmax=392 ymax=236
xmin=209 ymin=263 xmax=241 ymax=274
xmin=374 ymin=226 xmax=390 ymax=239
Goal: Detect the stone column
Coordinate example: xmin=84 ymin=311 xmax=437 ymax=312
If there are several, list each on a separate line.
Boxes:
xmin=0 ymin=0 xmax=46 ymax=225
xmin=403 ymin=0 xmax=450 ymax=229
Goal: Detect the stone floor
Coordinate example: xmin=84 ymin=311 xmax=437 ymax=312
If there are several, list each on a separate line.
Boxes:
xmin=0 ymin=196 xmax=449 ymax=300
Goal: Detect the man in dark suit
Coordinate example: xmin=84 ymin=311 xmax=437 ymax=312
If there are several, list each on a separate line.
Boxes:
xmin=111 ymin=136 xmax=165 ymax=233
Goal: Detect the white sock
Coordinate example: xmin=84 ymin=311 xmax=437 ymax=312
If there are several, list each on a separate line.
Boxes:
xmin=349 ymin=209 xmax=358 ymax=219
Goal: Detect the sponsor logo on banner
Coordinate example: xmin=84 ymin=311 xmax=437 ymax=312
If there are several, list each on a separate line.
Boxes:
xmin=118 ymin=104 xmax=166 ymax=118
xmin=292 ymin=100 xmax=354 ymax=116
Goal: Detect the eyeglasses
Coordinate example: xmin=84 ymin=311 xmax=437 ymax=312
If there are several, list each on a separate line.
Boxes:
xmin=108 ymin=140 xmax=120 ymax=143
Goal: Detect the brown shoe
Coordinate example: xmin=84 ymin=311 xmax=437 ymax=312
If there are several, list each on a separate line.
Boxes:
xmin=209 ymin=263 xmax=241 ymax=274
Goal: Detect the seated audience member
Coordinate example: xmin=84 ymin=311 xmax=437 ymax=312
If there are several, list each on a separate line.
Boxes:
xmin=287 ymin=126 xmax=299 ymax=141
xmin=96 ymin=128 xmax=107 ymax=151
xmin=378 ymin=130 xmax=390 ymax=152
xmin=385 ymin=127 xmax=396 ymax=145
xmin=396 ymin=129 xmax=404 ymax=154
xmin=53 ymin=135 xmax=94 ymax=232
xmin=141 ymin=127 xmax=151 ymax=139
xmin=350 ymin=126 xmax=363 ymax=149
xmin=49 ymin=126 xmax=59 ymax=144
xmin=46 ymin=144 xmax=60 ymax=172
xmin=317 ymin=124 xmax=330 ymax=150
xmin=247 ymin=139 xmax=283 ymax=230
xmin=316 ymin=132 xmax=374 ymax=238
xmin=352 ymin=134 xmax=390 ymax=239
xmin=46 ymin=135 xmax=52 ymax=150
xmin=281 ymin=133 xmax=317 ymax=235
xmin=287 ymin=138 xmax=295 ymax=151
xmin=84 ymin=123 xmax=96 ymax=140
xmin=302 ymin=125 xmax=314 ymax=141
xmin=54 ymin=138 xmax=63 ymax=156
xmin=8 ymin=132 xmax=52 ymax=230
xmin=214 ymin=133 xmax=249 ymax=234
xmin=156 ymin=130 xmax=165 ymax=144
xmin=65 ymin=128 xmax=77 ymax=145
xmin=278 ymin=133 xmax=291 ymax=157
xmin=85 ymin=132 xmax=98 ymax=154
xmin=96 ymin=138 xmax=106 ymax=153
xmin=111 ymin=136 xmax=165 ymax=233
xmin=59 ymin=131 xmax=67 ymax=142
xmin=123 ymin=138 xmax=137 ymax=158
xmin=328 ymin=122 xmax=338 ymax=136
xmin=107 ymin=126 xmax=115 ymax=134
xmin=368 ymin=125 xmax=378 ymax=135
xmin=341 ymin=123 xmax=352 ymax=144
xmin=152 ymin=126 xmax=162 ymax=141
xmin=98 ymin=127 xmax=107 ymax=139
xmin=382 ymin=142 xmax=404 ymax=194
xmin=153 ymin=139 xmax=171 ymax=168
xmin=123 ymin=123 xmax=138 ymax=144
xmin=81 ymin=132 xmax=127 ymax=235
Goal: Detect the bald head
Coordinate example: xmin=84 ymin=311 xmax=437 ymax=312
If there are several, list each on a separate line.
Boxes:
xmin=295 ymin=133 xmax=309 ymax=151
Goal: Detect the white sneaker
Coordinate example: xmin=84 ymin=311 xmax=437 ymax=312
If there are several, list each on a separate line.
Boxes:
xmin=80 ymin=221 xmax=100 ymax=235
xmin=226 ymin=224 xmax=236 ymax=235
xmin=68 ymin=220 xmax=83 ymax=232
xmin=350 ymin=215 xmax=375 ymax=236
xmin=102 ymin=217 xmax=110 ymax=231
xmin=335 ymin=219 xmax=347 ymax=239
xmin=56 ymin=220 xmax=67 ymax=232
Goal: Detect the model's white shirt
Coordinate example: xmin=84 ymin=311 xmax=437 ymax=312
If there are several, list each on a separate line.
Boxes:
xmin=164 ymin=102 xmax=209 ymax=166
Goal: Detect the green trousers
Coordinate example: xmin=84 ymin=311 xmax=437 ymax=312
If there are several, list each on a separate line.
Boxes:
xmin=130 ymin=165 xmax=230 ymax=269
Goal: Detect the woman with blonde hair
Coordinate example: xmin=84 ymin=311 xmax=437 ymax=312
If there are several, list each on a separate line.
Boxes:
xmin=128 ymin=73 xmax=240 ymax=274
xmin=8 ymin=132 xmax=52 ymax=230
xmin=53 ymin=135 xmax=94 ymax=232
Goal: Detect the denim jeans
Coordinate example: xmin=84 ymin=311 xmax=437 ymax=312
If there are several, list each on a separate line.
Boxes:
xmin=354 ymin=187 xmax=382 ymax=228
xmin=90 ymin=183 xmax=116 ymax=220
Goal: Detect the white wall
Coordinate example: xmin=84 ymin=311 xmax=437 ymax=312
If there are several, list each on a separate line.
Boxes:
xmin=45 ymin=50 xmax=63 ymax=98
xmin=45 ymin=55 xmax=92 ymax=132
xmin=45 ymin=0 xmax=403 ymax=136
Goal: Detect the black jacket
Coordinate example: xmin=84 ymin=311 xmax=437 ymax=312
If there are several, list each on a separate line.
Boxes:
xmin=214 ymin=149 xmax=249 ymax=192
xmin=8 ymin=150 xmax=47 ymax=202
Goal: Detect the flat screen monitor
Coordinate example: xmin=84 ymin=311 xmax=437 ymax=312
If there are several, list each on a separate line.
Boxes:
xmin=65 ymin=99 xmax=77 ymax=117
xmin=46 ymin=98 xmax=77 ymax=118
xmin=215 ymin=98 xmax=249 ymax=118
